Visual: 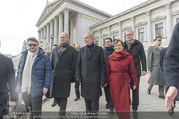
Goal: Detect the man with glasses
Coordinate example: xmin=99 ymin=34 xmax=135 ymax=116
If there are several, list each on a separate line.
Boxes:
xmin=16 ymin=37 xmax=52 ymax=119
xmin=103 ymin=38 xmax=114 ymax=112
xmin=50 ymin=32 xmax=77 ymax=117
xmin=123 ymin=29 xmax=147 ymax=112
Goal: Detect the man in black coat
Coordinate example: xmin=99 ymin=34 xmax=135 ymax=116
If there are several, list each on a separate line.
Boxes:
xmin=0 ymin=53 xmax=18 ymax=118
xmin=74 ymin=44 xmax=81 ymax=101
xmin=123 ymin=29 xmax=147 ymax=112
xmin=76 ymin=32 xmax=106 ymax=116
xmin=164 ymin=23 xmax=179 ymax=111
xmin=103 ymin=38 xmax=114 ymax=112
xmin=51 ymin=32 xmax=77 ymax=117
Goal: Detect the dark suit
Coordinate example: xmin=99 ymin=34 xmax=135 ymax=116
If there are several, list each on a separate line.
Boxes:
xmin=51 ymin=44 xmax=77 ymax=116
xmin=0 ymin=54 xmax=18 ymax=118
xmin=164 ymin=23 xmax=179 ymax=92
xmin=76 ymin=43 xmax=106 ymax=113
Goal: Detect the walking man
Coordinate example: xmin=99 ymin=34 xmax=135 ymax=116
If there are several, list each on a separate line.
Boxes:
xmin=103 ymin=38 xmax=114 ymax=112
xmin=50 ymin=32 xmax=77 ymax=117
xmin=74 ymin=44 xmax=81 ymax=101
xmin=16 ymin=37 xmax=52 ymax=118
xmin=0 ymin=53 xmax=18 ymax=119
xmin=147 ymin=36 xmax=165 ymax=99
xmin=76 ymin=32 xmax=106 ymax=117
xmin=123 ymin=29 xmax=147 ymax=112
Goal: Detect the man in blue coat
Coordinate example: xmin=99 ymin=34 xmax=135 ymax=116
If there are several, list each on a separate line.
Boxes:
xmin=164 ymin=23 xmax=179 ymax=112
xmin=16 ymin=37 xmax=52 ymax=118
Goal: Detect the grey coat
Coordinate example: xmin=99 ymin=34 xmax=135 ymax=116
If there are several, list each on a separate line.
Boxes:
xmin=147 ymin=45 xmax=165 ymax=85
xmin=76 ymin=44 xmax=106 ymax=99
xmin=50 ymin=45 xmax=77 ymax=97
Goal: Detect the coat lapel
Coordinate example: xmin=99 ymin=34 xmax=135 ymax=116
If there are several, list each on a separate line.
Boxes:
xmin=88 ymin=45 xmax=97 ymax=59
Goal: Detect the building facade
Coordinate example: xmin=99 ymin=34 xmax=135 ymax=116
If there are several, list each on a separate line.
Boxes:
xmin=35 ymin=0 xmax=111 ymax=50
xmin=22 ymin=0 xmax=179 ymax=51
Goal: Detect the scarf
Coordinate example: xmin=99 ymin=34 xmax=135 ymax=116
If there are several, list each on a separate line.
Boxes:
xmin=105 ymin=45 xmax=114 ymax=55
xmin=58 ymin=42 xmax=68 ymax=54
xmin=126 ymin=39 xmax=135 ymax=50
xmin=21 ymin=49 xmax=39 ymax=94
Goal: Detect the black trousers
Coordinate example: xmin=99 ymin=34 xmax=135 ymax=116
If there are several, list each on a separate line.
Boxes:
xmin=132 ymin=76 xmax=140 ymax=110
xmin=104 ymin=84 xmax=113 ymax=109
xmin=22 ymin=93 xmax=42 ymax=119
xmin=75 ymin=81 xmax=80 ymax=97
xmin=0 ymin=93 xmax=9 ymax=119
xmin=55 ymin=97 xmax=67 ymax=118
xmin=85 ymin=97 xmax=99 ymax=113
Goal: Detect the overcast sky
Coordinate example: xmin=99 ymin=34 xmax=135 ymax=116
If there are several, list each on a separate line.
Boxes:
xmin=0 ymin=0 xmax=147 ymax=55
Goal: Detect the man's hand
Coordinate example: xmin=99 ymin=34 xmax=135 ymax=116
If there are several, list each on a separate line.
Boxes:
xmin=142 ymin=71 xmax=146 ymax=76
xmin=133 ymin=85 xmax=137 ymax=90
xmin=43 ymin=88 xmax=48 ymax=95
xmin=165 ymin=86 xmax=178 ymax=110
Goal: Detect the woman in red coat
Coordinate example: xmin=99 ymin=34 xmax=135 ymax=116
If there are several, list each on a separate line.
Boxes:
xmin=106 ymin=39 xmax=138 ymax=117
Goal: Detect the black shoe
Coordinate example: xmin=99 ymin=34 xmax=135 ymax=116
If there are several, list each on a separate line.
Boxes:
xmin=74 ymin=97 xmax=80 ymax=101
xmin=159 ymin=95 xmax=165 ymax=99
xmin=168 ymin=107 xmax=174 ymax=116
xmin=51 ymin=102 xmax=57 ymax=107
xmin=147 ymin=88 xmax=151 ymax=95
xmin=109 ymin=108 xmax=114 ymax=114
xmin=106 ymin=104 xmax=109 ymax=109
xmin=133 ymin=111 xmax=138 ymax=119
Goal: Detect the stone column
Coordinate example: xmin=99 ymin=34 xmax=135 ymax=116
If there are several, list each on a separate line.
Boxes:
xmin=131 ymin=17 xmax=135 ymax=36
xmin=40 ymin=29 xmax=43 ymax=40
xmin=38 ymin=31 xmax=41 ymax=41
xmin=46 ymin=23 xmax=50 ymax=42
xmin=118 ymin=22 xmax=122 ymax=39
xmin=165 ymin=3 xmax=173 ymax=41
xmin=98 ymin=30 xmax=102 ymax=46
xmin=50 ymin=20 xmax=54 ymax=49
xmin=64 ymin=9 xmax=69 ymax=35
xmin=54 ymin=17 xmax=58 ymax=44
xmin=43 ymin=26 xmax=46 ymax=40
xmin=59 ymin=13 xmax=63 ymax=35
xmin=108 ymin=26 xmax=111 ymax=38
xmin=146 ymin=10 xmax=153 ymax=43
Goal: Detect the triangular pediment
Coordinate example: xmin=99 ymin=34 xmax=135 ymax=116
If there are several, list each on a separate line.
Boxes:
xmin=36 ymin=0 xmax=61 ymax=26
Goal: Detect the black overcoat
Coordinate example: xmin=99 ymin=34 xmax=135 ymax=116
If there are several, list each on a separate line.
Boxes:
xmin=124 ymin=40 xmax=147 ymax=76
xmin=76 ymin=44 xmax=106 ymax=99
xmin=50 ymin=45 xmax=77 ymax=97
xmin=164 ymin=23 xmax=179 ymax=89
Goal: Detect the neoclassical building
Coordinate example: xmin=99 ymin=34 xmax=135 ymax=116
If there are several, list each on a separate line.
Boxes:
xmin=28 ymin=0 xmax=179 ymax=51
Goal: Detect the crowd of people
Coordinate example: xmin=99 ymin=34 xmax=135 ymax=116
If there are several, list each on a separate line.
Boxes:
xmin=0 ymin=23 xmax=179 ymax=119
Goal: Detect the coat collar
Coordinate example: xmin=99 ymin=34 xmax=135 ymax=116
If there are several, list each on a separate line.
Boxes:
xmin=85 ymin=44 xmax=97 ymax=59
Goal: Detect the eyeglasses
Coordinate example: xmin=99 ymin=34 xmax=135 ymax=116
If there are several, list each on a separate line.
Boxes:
xmin=114 ymin=44 xmax=122 ymax=47
xmin=60 ymin=37 xmax=66 ymax=39
xmin=105 ymin=41 xmax=111 ymax=43
xmin=126 ymin=34 xmax=133 ymax=36
xmin=28 ymin=44 xmax=38 ymax=47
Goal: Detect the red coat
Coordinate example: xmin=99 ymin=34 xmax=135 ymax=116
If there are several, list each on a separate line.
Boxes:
xmin=107 ymin=50 xmax=138 ymax=112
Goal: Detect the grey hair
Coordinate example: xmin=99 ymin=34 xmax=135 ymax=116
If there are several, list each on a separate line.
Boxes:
xmin=86 ymin=32 xmax=94 ymax=38
xmin=126 ymin=29 xmax=134 ymax=34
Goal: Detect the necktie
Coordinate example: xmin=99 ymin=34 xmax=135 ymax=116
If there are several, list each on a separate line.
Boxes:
xmin=87 ymin=47 xmax=90 ymax=56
